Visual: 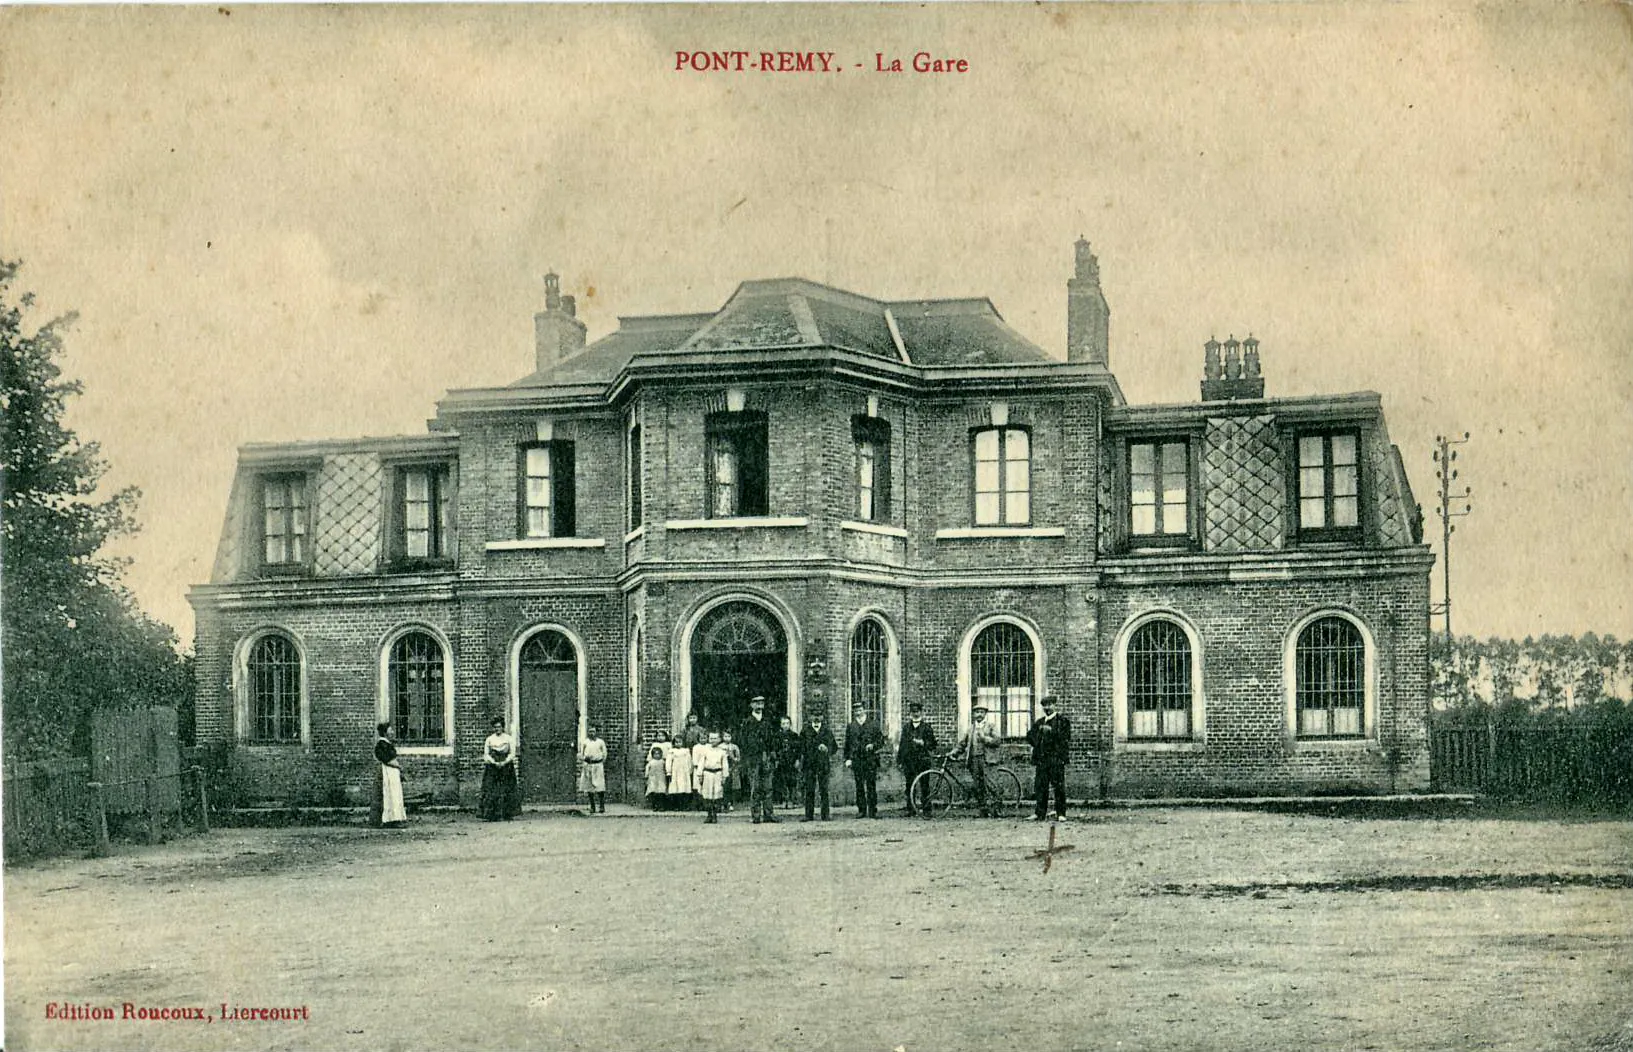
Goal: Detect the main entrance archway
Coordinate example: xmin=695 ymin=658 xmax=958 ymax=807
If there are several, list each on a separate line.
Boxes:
xmin=687 ymin=599 xmax=791 ymax=736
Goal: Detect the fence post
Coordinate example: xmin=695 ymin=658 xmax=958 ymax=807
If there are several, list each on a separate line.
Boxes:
xmin=87 ymin=781 xmax=111 ymax=857
xmin=145 ymin=775 xmax=162 ymax=845
xmin=193 ymin=766 xmax=210 ymax=832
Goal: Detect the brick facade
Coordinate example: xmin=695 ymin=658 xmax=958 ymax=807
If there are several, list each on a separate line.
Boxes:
xmin=190 ymin=244 xmax=1434 ymax=807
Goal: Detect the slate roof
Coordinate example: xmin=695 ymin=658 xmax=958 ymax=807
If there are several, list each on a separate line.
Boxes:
xmin=509 ymin=278 xmax=1058 ymax=388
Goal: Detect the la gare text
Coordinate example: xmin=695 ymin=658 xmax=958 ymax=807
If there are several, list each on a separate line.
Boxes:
xmin=674 ymin=51 xmax=970 ymax=75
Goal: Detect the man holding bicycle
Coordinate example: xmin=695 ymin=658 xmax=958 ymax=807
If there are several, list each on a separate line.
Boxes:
xmin=956 ymin=703 xmax=1003 ymax=817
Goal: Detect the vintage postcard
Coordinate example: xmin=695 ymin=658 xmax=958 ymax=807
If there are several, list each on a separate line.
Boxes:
xmin=2 ymin=4 xmax=1629 ymax=1050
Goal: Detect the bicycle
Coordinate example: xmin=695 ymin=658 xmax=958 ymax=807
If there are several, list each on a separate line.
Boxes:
xmin=909 ymin=751 xmax=1024 ymax=819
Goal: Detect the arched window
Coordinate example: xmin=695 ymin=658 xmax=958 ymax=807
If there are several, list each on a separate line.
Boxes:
xmin=971 ymin=621 xmax=1036 ymax=738
xmin=1127 ymin=619 xmax=1193 ymax=739
xmin=389 ymin=631 xmax=447 ymax=744
xmin=247 ymin=633 xmax=302 ymax=742
xmin=1295 ymin=616 xmax=1366 ymax=737
xmin=850 ymin=618 xmax=889 ymax=725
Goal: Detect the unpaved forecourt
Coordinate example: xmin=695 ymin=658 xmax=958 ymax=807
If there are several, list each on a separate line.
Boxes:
xmin=5 ymin=805 xmax=1631 ymax=1052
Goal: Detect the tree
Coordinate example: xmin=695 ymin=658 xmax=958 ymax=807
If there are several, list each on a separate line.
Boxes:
xmin=1 ymin=260 xmax=191 ymax=763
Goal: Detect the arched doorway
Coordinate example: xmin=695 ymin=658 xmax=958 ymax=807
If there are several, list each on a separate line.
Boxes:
xmin=515 ymin=627 xmax=583 ymax=802
xmin=689 ymin=600 xmax=789 ymax=736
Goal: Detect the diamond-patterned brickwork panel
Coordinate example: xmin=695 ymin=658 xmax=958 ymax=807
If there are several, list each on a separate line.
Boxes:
xmin=1370 ymin=435 xmax=1410 ymax=547
xmin=313 ymin=453 xmax=383 ymax=576
xmin=1204 ymin=415 xmax=1285 ymax=552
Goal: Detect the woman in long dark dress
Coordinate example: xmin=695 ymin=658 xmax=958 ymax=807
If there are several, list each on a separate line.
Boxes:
xmin=479 ymin=716 xmax=521 ymax=821
xmin=376 ymin=722 xmax=407 ymax=828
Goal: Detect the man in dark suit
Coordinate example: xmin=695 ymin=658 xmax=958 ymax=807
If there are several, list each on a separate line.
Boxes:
xmin=896 ymin=701 xmax=938 ymax=816
xmin=843 ymin=703 xmax=886 ymax=818
xmin=1027 ymin=693 xmax=1072 ymax=822
xmin=738 ymin=695 xmax=780 ymax=824
xmin=800 ymin=711 xmax=838 ymax=821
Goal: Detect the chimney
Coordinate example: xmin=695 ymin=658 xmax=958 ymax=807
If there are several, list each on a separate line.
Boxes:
xmin=1066 ymin=237 xmax=1109 ymax=366
xmin=1200 ymin=332 xmax=1266 ymax=401
xmin=534 ymin=271 xmax=587 ymax=372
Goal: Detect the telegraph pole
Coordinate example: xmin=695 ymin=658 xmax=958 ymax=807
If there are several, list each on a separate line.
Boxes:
xmin=1430 ymin=433 xmax=1473 ymax=638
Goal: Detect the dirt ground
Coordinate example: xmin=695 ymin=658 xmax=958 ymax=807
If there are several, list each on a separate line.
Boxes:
xmin=5 ymin=803 xmax=1631 ymax=1052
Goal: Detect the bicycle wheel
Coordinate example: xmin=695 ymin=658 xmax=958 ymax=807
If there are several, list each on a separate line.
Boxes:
xmin=912 ymin=770 xmax=956 ymax=819
xmin=989 ymin=768 xmax=1025 ymax=819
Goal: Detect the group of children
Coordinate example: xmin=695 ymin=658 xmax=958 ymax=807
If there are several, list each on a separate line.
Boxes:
xmin=643 ymin=727 xmax=742 ymax=822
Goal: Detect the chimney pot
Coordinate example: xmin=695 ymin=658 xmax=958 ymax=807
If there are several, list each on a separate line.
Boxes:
xmin=1066 ymin=239 xmax=1110 ymax=367
xmin=1201 ymin=330 xmax=1265 ymax=401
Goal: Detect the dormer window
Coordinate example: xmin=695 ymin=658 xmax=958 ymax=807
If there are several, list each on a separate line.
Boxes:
xmin=1296 ymin=431 xmax=1361 ymax=540
xmin=391 ymin=464 xmax=453 ymax=565
xmin=260 ymin=473 xmax=310 ymax=573
xmin=1128 ymin=439 xmax=1190 ymax=543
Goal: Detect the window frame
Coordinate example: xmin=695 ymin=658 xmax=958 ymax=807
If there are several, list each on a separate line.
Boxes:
xmin=388 ymin=461 xmax=455 ymax=570
xmin=1125 ymin=436 xmax=1195 ymax=548
xmin=704 ymin=410 xmax=770 ymax=519
xmin=852 ymin=416 xmax=892 ymax=524
xmin=257 ymin=472 xmax=313 ymax=576
xmin=627 ymin=421 xmax=644 ymax=532
xmin=1123 ymin=617 xmax=1198 ymax=742
xmin=963 ymin=617 xmax=1041 ymax=741
xmin=237 ymin=629 xmax=308 ymax=746
xmin=382 ymin=628 xmax=453 ymax=749
xmin=1290 ymin=614 xmax=1369 ymax=740
xmin=517 ymin=441 xmax=576 ymax=539
xmin=848 ymin=616 xmax=891 ymax=727
xmin=970 ymin=426 xmax=1032 ymax=527
xmin=1293 ymin=429 xmax=1364 ymax=544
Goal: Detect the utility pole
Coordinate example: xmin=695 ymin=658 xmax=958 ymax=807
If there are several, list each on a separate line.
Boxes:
xmin=1430 ymin=432 xmax=1473 ymax=639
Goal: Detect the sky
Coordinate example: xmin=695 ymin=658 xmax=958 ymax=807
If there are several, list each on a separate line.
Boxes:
xmin=2 ymin=3 xmax=1629 ymax=646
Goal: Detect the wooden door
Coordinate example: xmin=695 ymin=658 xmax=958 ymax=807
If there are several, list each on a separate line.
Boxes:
xmin=518 ymin=631 xmax=579 ymax=802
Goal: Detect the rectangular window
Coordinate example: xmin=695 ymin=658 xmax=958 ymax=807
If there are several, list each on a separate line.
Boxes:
xmin=1297 ymin=431 xmax=1360 ymax=537
xmin=1129 ymin=440 xmax=1190 ymax=540
xmin=972 ymin=427 xmax=1030 ymax=526
xmin=627 ymin=423 xmax=643 ymax=530
xmin=261 ymin=474 xmax=308 ymax=569
xmin=705 ymin=411 xmax=769 ymax=517
xmin=396 ymin=464 xmax=452 ymax=562
xmin=520 ymin=442 xmax=576 ymax=538
xmin=853 ymin=417 xmax=891 ymax=523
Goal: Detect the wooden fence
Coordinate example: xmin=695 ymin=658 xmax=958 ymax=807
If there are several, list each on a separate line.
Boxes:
xmin=1431 ymin=721 xmax=1633 ymax=804
xmin=92 ymin=707 xmax=181 ymax=813
xmin=3 ymin=758 xmax=93 ymax=860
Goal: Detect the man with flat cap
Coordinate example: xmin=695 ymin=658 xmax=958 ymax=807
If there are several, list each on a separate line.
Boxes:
xmin=1027 ymin=693 xmax=1072 ymax=821
xmin=739 ymin=695 xmax=779 ymax=824
xmin=956 ymin=703 xmax=1003 ymax=817
xmin=897 ymin=701 xmax=938 ymax=816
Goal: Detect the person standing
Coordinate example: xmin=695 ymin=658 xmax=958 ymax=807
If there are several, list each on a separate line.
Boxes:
xmin=738 ymin=695 xmax=779 ymax=824
xmin=719 ymin=730 xmax=743 ymax=812
xmin=479 ymin=716 xmax=521 ymax=821
xmin=678 ymin=711 xmax=705 ymax=751
xmin=896 ymin=702 xmax=938 ymax=816
xmin=375 ymin=722 xmax=407 ymax=828
xmin=843 ymin=703 xmax=886 ymax=818
xmin=665 ymin=730 xmax=695 ymax=810
xmin=775 ymin=715 xmax=801 ymax=808
xmin=578 ymin=724 xmax=608 ymax=814
xmin=800 ymin=711 xmax=838 ymax=822
xmin=1027 ymin=694 xmax=1072 ymax=822
xmin=644 ymin=736 xmax=670 ymax=810
xmin=956 ymin=704 xmax=1002 ymax=817
xmin=694 ymin=729 xmax=730 ymax=824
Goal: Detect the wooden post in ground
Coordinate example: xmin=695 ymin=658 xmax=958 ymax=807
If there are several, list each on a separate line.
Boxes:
xmin=145 ymin=775 xmax=162 ymax=844
xmin=87 ymin=781 xmax=110 ymax=857
xmin=193 ymin=766 xmax=210 ymax=832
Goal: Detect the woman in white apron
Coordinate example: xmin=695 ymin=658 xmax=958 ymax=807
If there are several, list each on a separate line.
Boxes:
xmin=375 ymin=722 xmax=407 ymax=827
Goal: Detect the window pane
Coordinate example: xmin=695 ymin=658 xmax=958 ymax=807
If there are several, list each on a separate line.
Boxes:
xmin=1161 ymin=442 xmax=1186 ymax=477
xmin=1161 ymin=502 xmax=1188 ymax=534
xmin=974 ymin=460 xmax=1001 ymax=493
xmin=714 ymin=448 xmax=736 ymax=485
xmin=858 ymin=487 xmax=873 ymax=522
xmin=1131 ymin=710 xmax=1158 ymax=737
xmin=975 ymin=492 xmax=1001 ymax=525
xmin=1331 ymin=434 xmax=1357 ymax=466
xmin=1131 ymin=476 xmax=1155 ymax=507
xmin=1006 ymin=460 xmax=1029 ymax=495
xmin=1005 ymin=429 xmax=1029 ymax=461
xmin=1301 ymin=496 xmax=1326 ymax=529
xmin=526 ymin=447 xmax=551 ymax=479
xmin=1333 ymin=464 xmax=1358 ymax=498
xmin=1333 ymin=495 xmax=1359 ymax=528
xmin=1131 ymin=505 xmax=1157 ymax=535
xmin=1332 ymin=706 xmax=1361 ymax=735
xmin=1130 ymin=443 xmax=1154 ymax=475
xmin=527 ymin=507 xmax=550 ymax=536
xmin=405 ymin=471 xmax=429 ymax=502
xmin=1300 ymin=466 xmax=1325 ymax=499
xmin=974 ymin=430 xmax=999 ymax=460
xmin=1006 ymin=491 xmax=1030 ymax=525
xmin=1161 ymin=474 xmax=1186 ymax=505
xmin=1298 ymin=436 xmax=1325 ymax=468
xmin=526 ymin=477 xmax=551 ymax=507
